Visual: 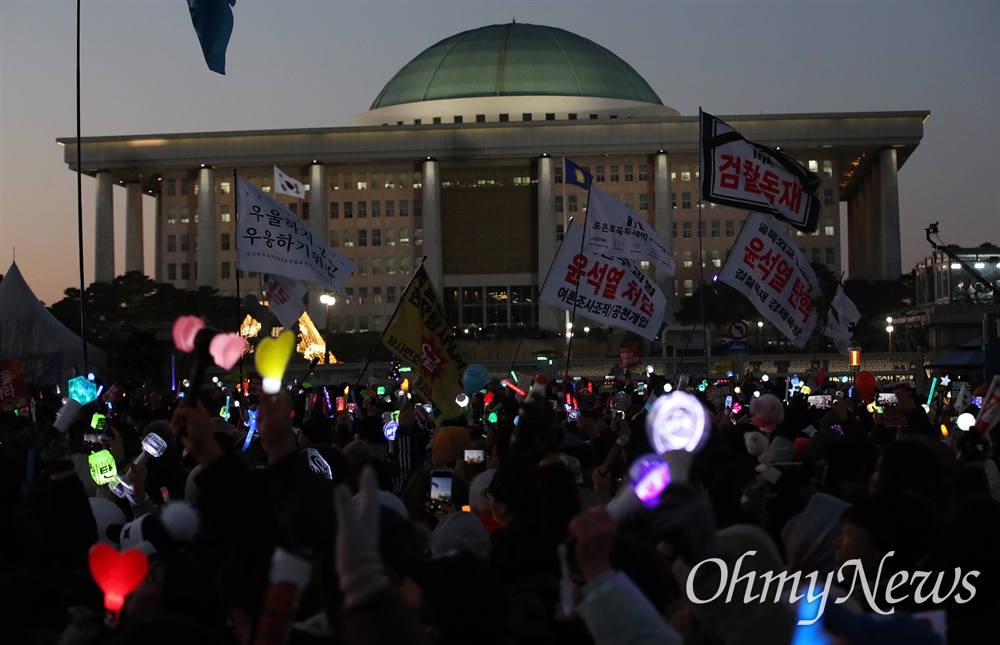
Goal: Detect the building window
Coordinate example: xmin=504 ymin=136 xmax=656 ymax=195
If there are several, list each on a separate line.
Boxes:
xmin=329 ymin=175 xmax=339 ymax=191
xmin=180 ymin=234 xmax=190 ymax=252
xmin=811 ymin=247 xmax=821 ymax=263
xmin=387 ymin=286 xmax=397 ymax=303
xmin=590 ymin=114 xmax=598 ymax=119
xmin=682 ymin=192 xmax=692 ymax=209
xmin=823 ymin=160 xmax=833 ymax=177
xmin=387 ymin=258 xmax=397 ymax=274
xmin=476 ymin=114 xmax=485 ymax=123
xmin=624 ymin=194 xmax=634 ymax=210
xmin=522 ymin=113 xmax=532 ymax=121
xmin=499 ymin=113 xmax=509 ymax=122
xmin=711 ymin=221 xmax=720 ymax=238
xmin=808 ymin=160 xmax=819 ymax=173
xmin=385 ymin=200 xmax=394 ymax=217
xmin=358 ymin=230 xmax=368 ymax=247
xmin=221 ymin=262 xmax=231 ymax=279
xmin=399 ymin=200 xmax=409 ymax=217
xmin=545 ymin=113 xmax=555 ymax=120
xmin=610 ymin=165 xmax=619 ymax=182
xmin=358 ymin=260 xmax=369 ymax=277
xmin=639 ymin=193 xmax=648 ymax=210
xmin=556 ymin=224 xmax=564 ymax=241
xmin=384 ymin=173 xmax=394 ymax=189
xmin=167 ymin=179 xmax=176 ymax=196
xmin=673 ymin=222 xmax=677 ymax=239
xmin=400 ymin=257 xmax=411 ymax=274
xmin=287 ymin=203 xmax=298 ymax=216
xmin=638 ymin=166 xmax=648 ymax=182
xmin=371 ymin=200 xmax=381 ymax=218
xmin=342 ymin=173 xmax=352 ymax=190
xmin=166 ymin=235 xmax=176 ymax=252
xmin=168 ymin=263 xmax=176 ymax=280
xmin=344 ymin=202 xmax=353 ymax=219
xmin=180 ymin=179 xmax=189 ymax=195
xmin=330 ymin=202 xmax=339 ymax=219
xmin=698 ymin=221 xmax=705 ymax=238
xmin=555 ymin=196 xmax=564 ymax=213
xmin=826 ymin=247 xmax=836 ymax=265
xmin=181 ymin=263 xmax=191 ymax=280
xmin=683 ymin=279 xmax=694 ymax=297
xmin=823 ymin=220 xmax=835 ymax=236
xmin=220 ymin=180 xmax=231 ymax=194
xmin=386 ymin=229 xmax=397 ymax=246
xmin=414 ymin=228 xmax=423 ymax=246
xmin=414 ymin=199 xmax=423 ymax=216
xmin=329 ymin=230 xmax=340 ymax=247
xmin=568 ymin=196 xmax=578 ymax=213
xmin=682 ymin=251 xmax=693 ymax=268
xmin=824 ymin=188 xmax=835 ymax=206
xmin=682 ymin=222 xmax=692 ymax=238
xmin=413 ymin=119 xmax=421 ymax=125
xmin=343 ymin=230 xmax=354 ymax=248
xmin=220 ymin=233 xmax=230 ymax=250
xmin=372 ymin=229 xmax=382 ymax=246
xmin=302 ymin=203 xmax=310 ymax=220
xmin=167 ymin=207 xmax=177 ymax=225
xmin=372 ymin=259 xmax=383 ymax=275
xmin=432 ymin=117 xmax=441 ymax=125
xmin=595 ymin=166 xmax=605 ymax=183
xmin=400 ymin=228 xmax=411 ymax=246
xmin=568 ymin=113 xmax=577 ymax=120
xmin=357 ymin=201 xmax=367 ymax=218
xmin=624 ymin=165 xmax=634 ymax=182
xmin=180 ymin=207 xmax=191 ymax=224
xmin=450 ymin=115 xmax=462 ymax=124
xmin=413 ymin=172 xmax=422 ymax=188
xmin=358 ymin=316 xmax=369 ymax=332
xmin=555 ymin=168 xmax=562 ymax=184
xmin=373 ymin=286 xmax=383 ymax=303
xmin=711 ymin=250 xmax=722 ymax=268
xmin=725 ymin=220 xmax=735 ymax=237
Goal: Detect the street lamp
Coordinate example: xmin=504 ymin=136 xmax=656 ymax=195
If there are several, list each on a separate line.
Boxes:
xmin=885 ymin=323 xmax=894 ymax=353
xmin=319 ymin=294 xmax=336 ymax=330
xmin=757 ymin=321 xmax=764 ymax=354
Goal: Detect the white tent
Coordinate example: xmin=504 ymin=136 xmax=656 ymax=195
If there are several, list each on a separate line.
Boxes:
xmin=0 ymin=261 xmax=105 ymax=386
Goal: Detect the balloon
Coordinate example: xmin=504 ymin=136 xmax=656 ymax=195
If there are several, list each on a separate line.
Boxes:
xmin=462 ymin=364 xmax=489 ymax=394
xmin=89 ymin=543 xmax=149 ymax=614
xmin=855 ymin=370 xmax=877 ymax=401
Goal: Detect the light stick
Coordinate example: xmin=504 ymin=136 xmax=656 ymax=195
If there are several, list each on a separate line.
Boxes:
xmin=116 ymin=433 xmax=168 ymax=492
xmin=242 ymin=408 xmax=259 ymax=452
xmin=926 ymin=377 xmax=938 ymax=407
xmin=88 ymin=543 xmax=148 ymax=627
xmin=606 ymin=453 xmax=672 ymax=522
xmin=88 ymin=450 xmax=118 ymax=485
xmin=254 ymin=331 xmax=296 ymax=394
xmin=645 ymin=391 xmax=709 ymax=454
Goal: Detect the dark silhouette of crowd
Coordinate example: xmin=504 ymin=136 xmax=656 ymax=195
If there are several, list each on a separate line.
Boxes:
xmin=0 ymin=371 xmax=996 ymax=645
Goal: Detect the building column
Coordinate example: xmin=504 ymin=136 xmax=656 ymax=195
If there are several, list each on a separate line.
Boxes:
xmin=878 ymin=148 xmax=901 ymax=280
xmin=846 ymin=194 xmax=863 ymax=281
xmin=125 ymin=181 xmax=144 ymax=274
xmin=308 ymin=162 xmax=327 ymax=325
xmin=536 ymin=155 xmax=561 ymax=332
xmin=653 ymin=152 xmax=675 ymax=322
xmin=422 ymin=158 xmax=443 ymax=294
xmin=94 ymin=170 xmax=115 ymax=283
xmin=196 ymin=166 xmax=217 ymax=288
xmin=154 ymin=192 xmax=163 ymax=282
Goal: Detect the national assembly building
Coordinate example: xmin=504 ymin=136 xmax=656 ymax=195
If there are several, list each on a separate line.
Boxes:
xmin=59 ymin=22 xmax=926 ymax=336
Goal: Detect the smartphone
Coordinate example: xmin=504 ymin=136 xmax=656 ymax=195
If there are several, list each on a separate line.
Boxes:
xmin=807 ymin=395 xmax=833 ymax=409
xmin=464 ymin=449 xmax=484 ymax=465
xmin=83 ymin=433 xmax=102 ymax=444
xmin=724 ymin=395 xmax=733 ymax=412
xmin=877 ymin=393 xmax=898 ymax=406
xmin=430 ymin=470 xmax=453 ymax=513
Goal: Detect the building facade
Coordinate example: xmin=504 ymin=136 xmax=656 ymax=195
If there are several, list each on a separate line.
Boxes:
xmin=60 ymin=23 xmax=926 ymax=335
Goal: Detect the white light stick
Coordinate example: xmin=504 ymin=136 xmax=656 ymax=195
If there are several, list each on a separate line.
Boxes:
xmin=116 ymin=433 xmax=168 ymax=492
xmin=606 ymin=454 xmax=672 ymax=522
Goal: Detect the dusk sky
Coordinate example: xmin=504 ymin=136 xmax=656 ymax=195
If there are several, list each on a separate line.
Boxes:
xmin=1 ymin=1 xmax=997 ymax=306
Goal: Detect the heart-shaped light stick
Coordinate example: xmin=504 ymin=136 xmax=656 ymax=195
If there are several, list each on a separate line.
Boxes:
xmin=255 ymin=331 xmax=296 ymax=394
xmin=88 ymin=543 xmax=149 ymax=626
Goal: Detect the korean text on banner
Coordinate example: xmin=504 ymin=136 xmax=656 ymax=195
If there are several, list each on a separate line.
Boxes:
xmin=718 ymin=212 xmax=820 ymax=348
xmin=264 ymin=274 xmax=308 ymax=330
xmin=0 ymin=359 xmax=29 ymax=411
xmin=700 ymin=111 xmax=822 ymax=233
xmin=236 ymin=176 xmax=354 ymax=293
xmin=540 ymin=224 xmax=666 ymax=341
xmin=584 ymin=185 xmax=676 ymax=275
xmin=274 ymin=165 xmax=306 ymax=199
xmin=382 ymin=266 xmax=467 ymax=420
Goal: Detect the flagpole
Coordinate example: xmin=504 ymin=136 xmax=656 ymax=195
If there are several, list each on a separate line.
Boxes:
xmin=696 ymin=106 xmax=710 ymax=382
xmin=509 ymin=217 xmax=575 ymax=379
xmin=75 ymin=0 xmax=89 ymax=373
xmin=564 ymin=182 xmax=592 ymax=379
xmin=801 ymin=271 xmax=845 ymax=389
xmin=353 ymin=255 xmax=428 ymax=393
xmin=233 ymin=169 xmax=245 ymax=388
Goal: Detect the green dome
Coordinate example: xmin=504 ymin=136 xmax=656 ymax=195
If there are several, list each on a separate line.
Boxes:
xmin=370 ymin=23 xmax=663 ymax=109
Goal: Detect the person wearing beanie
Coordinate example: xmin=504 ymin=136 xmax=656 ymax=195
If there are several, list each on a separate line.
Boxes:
xmin=431 ymin=511 xmax=491 ymax=561
xmin=749 ymin=394 xmax=784 ymax=434
xmin=431 ymin=426 xmax=472 ymax=468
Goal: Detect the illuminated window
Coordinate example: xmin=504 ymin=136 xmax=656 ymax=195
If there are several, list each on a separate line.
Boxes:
xmin=219 ymin=181 xmax=231 ymax=194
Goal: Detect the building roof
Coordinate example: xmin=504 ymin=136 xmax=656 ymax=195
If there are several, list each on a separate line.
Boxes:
xmin=369 ymin=22 xmax=664 ymax=109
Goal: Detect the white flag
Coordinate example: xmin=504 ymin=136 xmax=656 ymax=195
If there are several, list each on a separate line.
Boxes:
xmin=823 ymin=284 xmax=861 ymax=355
xmin=718 ymin=212 xmax=820 ymax=348
xmin=540 ymin=224 xmax=666 ymax=341
xmin=236 ymin=176 xmax=354 ymax=292
xmin=264 ymin=274 xmax=308 ymax=330
xmin=274 ymin=165 xmax=305 ymax=199
xmin=583 ymin=184 xmax=676 ymax=275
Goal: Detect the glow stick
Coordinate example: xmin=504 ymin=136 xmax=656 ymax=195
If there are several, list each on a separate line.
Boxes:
xmin=254 ymin=331 xmax=296 ymax=394
xmin=926 ymin=377 xmax=938 ymax=407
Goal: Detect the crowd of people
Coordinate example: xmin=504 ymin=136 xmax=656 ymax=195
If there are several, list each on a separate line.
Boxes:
xmin=0 ymin=368 xmax=996 ymax=644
